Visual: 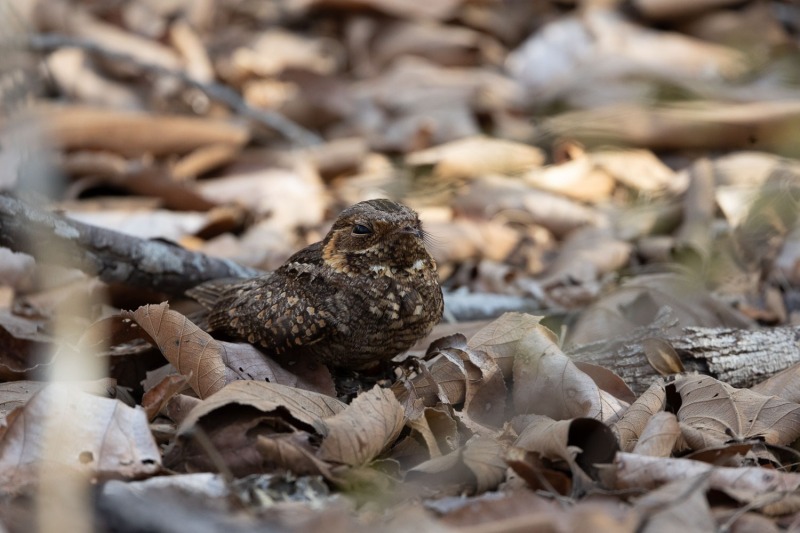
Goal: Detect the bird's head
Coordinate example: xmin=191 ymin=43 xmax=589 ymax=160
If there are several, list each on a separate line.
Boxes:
xmin=322 ymin=199 xmax=435 ymax=275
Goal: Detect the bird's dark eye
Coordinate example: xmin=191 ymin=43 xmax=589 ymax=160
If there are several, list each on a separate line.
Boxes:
xmin=352 ymin=224 xmax=372 ymax=235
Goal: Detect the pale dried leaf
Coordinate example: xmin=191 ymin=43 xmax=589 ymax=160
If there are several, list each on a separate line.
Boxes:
xmin=178 ymin=380 xmax=346 ymax=435
xmin=632 ymin=412 xmax=680 ymax=457
xmin=406 ymin=435 xmax=507 ymax=494
xmin=318 ymin=386 xmax=405 ymax=466
xmin=641 ymin=338 xmax=685 ymax=376
xmin=0 ymin=385 xmax=160 ymax=492
xmin=609 ymin=452 xmax=800 ymax=498
xmin=592 ymin=149 xmax=683 ymax=194
xmin=123 ymin=303 xmax=311 ymax=398
xmin=675 ymin=375 xmax=800 ymax=448
xmin=633 ymin=475 xmax=715 ymax=533
xmin=513 ymin=415 xmax=575 ymax=463
xmin=514 ymin=414 xmax=617 ymax=485
xmin=467 ymin=312 xmax=550 ymax=377
xmin=612 ymin=381 xmax=667 ymax=453
xmin=752 ymin=363 xmax=800 ymax=403
xmin=123 ymin=303 xmax=225 ymax=399
xmin=508 ymin=319 xmax=619 ymax=421
xmin=427 ymin=334 xmax=507 ymax=427
xmin=45 ymin=105 xmax=249 ymax=157
xmin=461 ymin=436 xmax=508 ymax=494
xmin=455 ymin=176 xmax=605 ymax=238
xmin=406 ymin=405 xmax=459 ymax=458
xmin=141 ymin=374 xmax=189 ymax=421
xmin=523 ymin=157 xmax=615 ymax=203
xmin=538 ymin=227 xmax=632 ymax=288
xmin=406 ymin=136 xmax=544 ymax=179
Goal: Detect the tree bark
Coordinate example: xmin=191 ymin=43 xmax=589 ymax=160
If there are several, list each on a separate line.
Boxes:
xmin=569 ymin=323 xmax=800 ymax=393
xmin=0 ymin=193 xmax=261 ymax=294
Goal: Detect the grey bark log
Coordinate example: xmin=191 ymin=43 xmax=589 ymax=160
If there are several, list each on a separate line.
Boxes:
xmin=0 ymin=193 xmax=261 ymax=294
xmin=568 ymin=323 xmax=800 ymax=394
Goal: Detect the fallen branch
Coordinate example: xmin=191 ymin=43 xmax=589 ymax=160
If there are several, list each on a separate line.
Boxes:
xmin=0 ymin=193 xmax=261 ymax=294
xmin=25 ymin=33 xmax=323 ymax=147
xmin=569 ymin=322 xmax=800 ymax=393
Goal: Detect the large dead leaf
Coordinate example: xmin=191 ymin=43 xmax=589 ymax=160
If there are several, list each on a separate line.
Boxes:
xmin=0 ymin=384 xmax=160 ymax=493
xmin=632 ymin=475 xmax=715 ymax=532
xmin=513 ymin=414 xmax=618 ymax=483
xmin=406 ymin=135 xmax=545 ymax=179
xmin=407 ymin=435 xmax=507 ymax=494
xmin=523 ymin=155 xmax=615 ymax=203
xmin=752 ymin=363 xmax=800 ymax=403
xmin=43 ymin=105 xmax=249 ymax=157
xmin=178 ymin=380 xmax=346 ymax=434
xmin=423 ymin=334 xmax=507 ymax=428
xmin=122 ymin=303 xmax=223 ymax=398
xmin=317 ymin=386 xmax=405 ymax=467
xmin=121 ymin=303 xmax=328 ymax=398
xmin=168 ymin=381 xmax=346 ymax=476
xmin=674 ymin=375 xmax=800 ymax=449
xmin=567 ymin=273 xmax=753 ymax=346
xmin=466 ymin=312 xmax=547 ymax=377
xmin=0 ymin=378 xmax=117 ymax=425
xmin=507 ymin=315 xmax=623 ymax=421
xmin=391 ymin=348 xmax=467 ymax=409
xmin=632 ymin=412 xmax=681 ymax=458
xmin=612 ymin=381 xmax=667 ymax=452
xmin=607 ymin=451 xmax=800 ymax=511
xmin=406 ymin=405 xmax=460 ymax=459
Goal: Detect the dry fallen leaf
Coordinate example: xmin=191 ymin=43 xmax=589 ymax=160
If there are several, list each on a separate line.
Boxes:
xmin=612 ymin=381 xmax=666 ymax=452
xmin=632 ymin=475 xmax=715 ymax=532
xmin=425 ymin=334 xmax=507 ymax=428
xmin=406 ymin=405 xmax=460 ymax=459
xmin=167 ymin=380 xmax=346 ymax=476
xmin=406 ymin=135 xmax=545 ymax=180
xmin=641 ymin=337 xmax=685 ymax=376
xmin=178 ymin=380 xmax=346 ymax=434
xmin=513 ymin=414 xmax=618 ymax=483
xmin=318 ymin=385 xmax=405 ymax=467
xmin=121 ymin=303 xmax=330 ymax=398
xmin=632 ymin=411 xmax=680 ymax=458
xmin=674 ymin=375 xmax=800 ymax=449
xmin=407 ymin=435 xmax=507 ymax=494
xmin=751 ymin=363 xmax=800 ymax=403
xmin=509 ymin=317 xmax=623 ymax=422
xmin=0 ymin=384 xmax=160 ymax=493
xmin=608 ymin=451 xmax=800 ymax=511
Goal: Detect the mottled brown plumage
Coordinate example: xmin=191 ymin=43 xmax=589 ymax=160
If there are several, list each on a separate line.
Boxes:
xmin=187 ymin=199 xmax=444 ymax=369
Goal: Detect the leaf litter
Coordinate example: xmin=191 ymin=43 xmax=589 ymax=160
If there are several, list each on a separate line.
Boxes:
xmin=2 ymin=0 xmax=800 ymax=531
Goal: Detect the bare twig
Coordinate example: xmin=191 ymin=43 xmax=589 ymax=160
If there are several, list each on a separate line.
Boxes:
xmin=0 ymin=193 xmax=262 ymax=294
xmin=25 ymin=33 xmax=323 ymax=147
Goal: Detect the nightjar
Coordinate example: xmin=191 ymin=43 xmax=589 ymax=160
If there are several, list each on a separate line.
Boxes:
xmin=187 ymin=199 xmax=444 ymax=369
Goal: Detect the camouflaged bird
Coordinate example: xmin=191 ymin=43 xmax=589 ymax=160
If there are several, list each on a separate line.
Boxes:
xmin=187 ymin=199 xmax=444 ymax=369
